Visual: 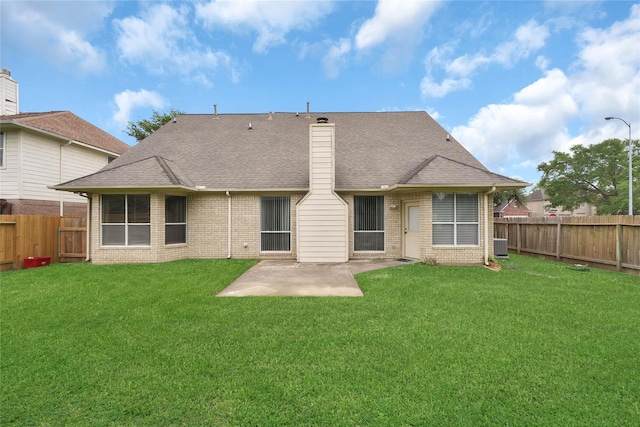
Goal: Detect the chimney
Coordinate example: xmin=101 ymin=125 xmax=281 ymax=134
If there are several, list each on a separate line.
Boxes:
xmin=0 ymin=69 xmax=19 ymax=115
xmin=305 ymin=101 xmax=311 ymax=118
xmin=213 ymin=104 xmax=218 ymax=119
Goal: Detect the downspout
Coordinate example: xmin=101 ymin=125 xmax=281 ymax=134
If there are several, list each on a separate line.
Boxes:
xmin=226 ymin=191 xmax=231 ymax=258
xmin=484 ymin=186 xmax=496 ymax=266
xmin=85 ymin=193 xmax=91 ymax=261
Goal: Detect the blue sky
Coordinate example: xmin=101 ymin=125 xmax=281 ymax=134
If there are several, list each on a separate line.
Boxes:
xmin=2 ymin=0 xmax=639 ymax=187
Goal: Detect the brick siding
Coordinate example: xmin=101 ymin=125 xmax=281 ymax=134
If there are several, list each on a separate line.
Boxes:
xmin=87 ymin=190 xmax=493 ymax=265
xmin=0 ymin=198 xmax=87 ymax=217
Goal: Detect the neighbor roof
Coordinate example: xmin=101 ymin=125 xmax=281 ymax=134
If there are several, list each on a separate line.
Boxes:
xmin=54 ymin=111 xmax=527 ymax=192
xmin=0 ymin=111 xmax=130 ymax=155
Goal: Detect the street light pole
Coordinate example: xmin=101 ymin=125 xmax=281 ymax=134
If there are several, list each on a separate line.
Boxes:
xmin=605 ymin=116 xmax=633 ymax=215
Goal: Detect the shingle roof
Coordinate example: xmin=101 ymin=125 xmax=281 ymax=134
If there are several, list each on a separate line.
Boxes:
xmin=54 ymin=111 xmax=528 ymax=191
xmin=0 ymin=111 xmax=130 ymax=155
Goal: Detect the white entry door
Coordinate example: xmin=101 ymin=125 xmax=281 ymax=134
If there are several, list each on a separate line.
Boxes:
xmin=404 ymin=202 xmax=420 ymax=259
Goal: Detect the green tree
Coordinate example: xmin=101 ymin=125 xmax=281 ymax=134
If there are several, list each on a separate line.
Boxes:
xmin=125 ymin=109 xmax=185 ymax=142
xmin=493 ymin=189 xmax=528 ymax=207
xmin=537 ymin=138 xmax=640 ymax=215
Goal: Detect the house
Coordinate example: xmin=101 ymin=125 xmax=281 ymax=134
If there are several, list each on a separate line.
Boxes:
xmin=493 ymin=199 xmax=532 ymax=218
xmin=527 ymin=188 xmax=596 ymax=217
xmin=53 ymin=110 xmax=528 ymax=265
xmin=0 ymin=69 xmax=130 ymax=216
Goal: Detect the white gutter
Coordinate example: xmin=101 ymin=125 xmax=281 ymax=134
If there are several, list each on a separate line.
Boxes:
xmin=226 ymin=191 xmax=232 ymax=258
xmin=484 ymin=186 xmax=497 ymax=266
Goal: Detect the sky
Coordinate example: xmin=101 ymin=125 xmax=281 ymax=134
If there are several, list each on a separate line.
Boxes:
xmin=1 ymin=0 xmax=639 ymax=188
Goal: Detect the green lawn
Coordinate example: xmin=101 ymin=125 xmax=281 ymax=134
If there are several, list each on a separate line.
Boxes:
xmin=1 ymin=256 xmax=639 ymax=426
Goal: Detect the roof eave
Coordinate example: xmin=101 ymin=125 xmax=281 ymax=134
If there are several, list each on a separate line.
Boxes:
xmin=1 ymin=121 xmax=123 ymax=157
xmin=50 ymin=184 xmax=198 ymax=193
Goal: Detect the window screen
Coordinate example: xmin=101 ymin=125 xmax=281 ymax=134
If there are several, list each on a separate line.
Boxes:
xmin=354 ymin=195 xmax=385 ymax=251
xmin=261 ymin=196 xmax=291 ymax=251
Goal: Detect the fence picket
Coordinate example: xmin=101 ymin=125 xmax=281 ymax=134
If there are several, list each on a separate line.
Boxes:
xmin=494 ymin=216 xmax=640 ymax=276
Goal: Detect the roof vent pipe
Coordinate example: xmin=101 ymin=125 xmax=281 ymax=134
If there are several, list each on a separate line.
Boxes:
xmin=305 ymin=101 xmax=311 ymax=118
xmin=268 ymin=111 xmax=273 ymax=120
xmin=213 ymin=104 xmax=218 ymax=119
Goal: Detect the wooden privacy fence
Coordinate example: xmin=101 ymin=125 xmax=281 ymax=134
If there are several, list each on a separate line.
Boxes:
xmin=0 ymin=215 xmax=86 ymax=271
xmin=494 ymin=216 xmax=640 ymax=275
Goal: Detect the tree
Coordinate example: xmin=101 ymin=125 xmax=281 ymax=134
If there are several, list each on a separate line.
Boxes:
xmin=537 ymin=138 xmax=640 ymax=215
xmin=493 ymin=188 xmax=528 ymax=207
xmin=125 ymin=109 xmax=185 ymax=142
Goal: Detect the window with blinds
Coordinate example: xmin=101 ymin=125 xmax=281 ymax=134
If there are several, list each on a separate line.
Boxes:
xmin=101 ymin=194 xmax=151 ymax=246
xmin=354 ymin=195 xmax=385 ymax=251
xmin=165 ymin=195 xmax=187 ymax=245
xmin=432 ymin=193 xmax=479 ymax=245
xmin=261 ymin=196 xmax=291 ymax=251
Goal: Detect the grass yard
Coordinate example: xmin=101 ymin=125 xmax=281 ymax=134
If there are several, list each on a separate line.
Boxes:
xmin=1 ymin=255 xmax=639 ymax=426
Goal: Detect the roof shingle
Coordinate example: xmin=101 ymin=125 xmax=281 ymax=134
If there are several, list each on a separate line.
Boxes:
xmin=55 ymin=111 xmax=528 ymax=191
xmin=1 ymin=111 xmax=130 ymax=155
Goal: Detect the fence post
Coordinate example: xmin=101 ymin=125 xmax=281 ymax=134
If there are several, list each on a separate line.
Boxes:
xmin=556 ymin=223 xmax=562 ymax=261
xmin=616 ymin=223 xmax=622 ymax=272
xmin=516 ymin=223 xmax=521 ymax=254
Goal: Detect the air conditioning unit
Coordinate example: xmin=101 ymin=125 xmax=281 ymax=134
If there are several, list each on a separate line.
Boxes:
xmin=493 ymin=238 xmax=508 ymax=258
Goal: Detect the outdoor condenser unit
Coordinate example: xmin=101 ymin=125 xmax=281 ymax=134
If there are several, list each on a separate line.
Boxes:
xmin=493 ymin=238 xmax=508 ymax=258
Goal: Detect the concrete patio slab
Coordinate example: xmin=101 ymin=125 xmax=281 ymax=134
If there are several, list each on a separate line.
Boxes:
xmin=217 ymin=259 xmax=414 ymax=297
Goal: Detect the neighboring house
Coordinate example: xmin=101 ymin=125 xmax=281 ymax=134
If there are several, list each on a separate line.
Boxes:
xmin=54 ymin=111 xmax=528 ymax=265
xmin=528 ymin=189 xmax=596 ymax=217
xmin=0 ymin=69 xmax=130 ymax=216
xmin=493 ymin=199 xmax=532 ymax=218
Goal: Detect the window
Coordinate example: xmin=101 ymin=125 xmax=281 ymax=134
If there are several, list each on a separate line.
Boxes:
xmin=261 ymin=196 xmax=290 ymax=251
xmin=101 ymin=194 xmax=150 ymax=246
xmin=0 ymin=133 xmax=5 ymax=168
xmin=354 ymin=195 xmax=385 ymax=251
xmin=432 ymin=193 xmax=479 ymax=245
xmin=165 ymin=195 xmax=187 ymax=245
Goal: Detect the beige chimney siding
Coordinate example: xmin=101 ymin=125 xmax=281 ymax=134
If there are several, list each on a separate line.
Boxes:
xmin=297 ymin=123 xmax=349 ymax=262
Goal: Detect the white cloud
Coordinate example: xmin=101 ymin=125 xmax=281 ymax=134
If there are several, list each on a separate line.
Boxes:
xmin=570 ymin=4 xmax=640 ymax=119
xmin=195 ymin=0 xmax=334 ymax=53
xmin=322 ymin=39 xmax=352 ymax=79
xmin=451 ymin=69 xmax=578 ymax=171
xmin=115 ymin=4 xmax=235 ymax=81
xmin=354 ymin=0 xmax=441 ymax=50
xmin=1 ymin=1 xmax=111 ymax=73
xmin=451 ymin=5 xmax=640 ymax=182
xmin=422 ymin=19 xmax=550 ymax=98
xmin=492 ymin=20 xmax=550 ymax=67
xmin=113 ymin=89 xmax=167 ymax=127
xmin=420 ymin=77 xmax=471 ymax=98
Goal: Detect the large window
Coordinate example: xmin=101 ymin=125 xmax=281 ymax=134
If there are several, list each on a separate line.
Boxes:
xmin=165 ymin=195 xmax=187 ymax=245
xmin=432 ymin=193 xmax=479 ymax=245
xmin=354 ymin=195 xmax=385 ymax=251
xmin=102 ymin=194 xmax=150 ymax=246
xmin=261 ymin=196 xmax=291 ymax=251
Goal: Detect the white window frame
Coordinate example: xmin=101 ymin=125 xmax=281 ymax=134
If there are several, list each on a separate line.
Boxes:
xmin=432 ymin=193 xmax=479 ymax=246
xmin=353 ymin=195 xmax=385 ymax=252
xmin=165 ymin=195 xmax=187 ymax=245
xmin=101 ymin=194 xmax=151 ymax=247
xmin=260 ymin=196 xmax=291 ymax=252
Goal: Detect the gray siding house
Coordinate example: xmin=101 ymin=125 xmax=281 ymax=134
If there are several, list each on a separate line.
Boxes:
xmin=54 ymin=110 xmax=528 ymax=265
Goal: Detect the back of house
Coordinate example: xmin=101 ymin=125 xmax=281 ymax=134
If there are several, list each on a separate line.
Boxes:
xmin=54 ymin=110 xmax=528 ymax=265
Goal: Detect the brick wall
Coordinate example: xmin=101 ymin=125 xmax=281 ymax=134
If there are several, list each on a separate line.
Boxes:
xmin=86 ymin=190 xmax=493 ymax=265
xmin=0 ymin=198 xmax=87 ymax=217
